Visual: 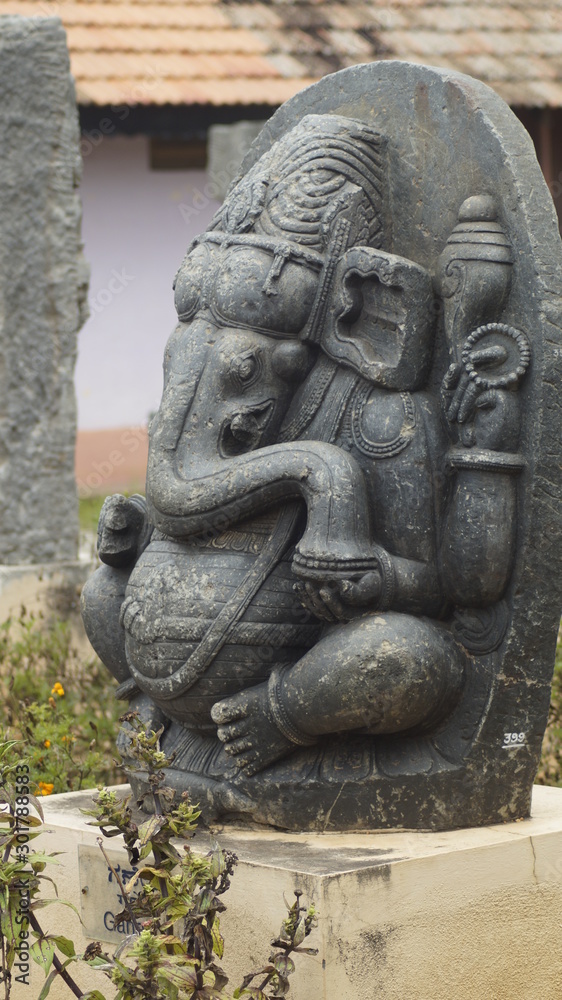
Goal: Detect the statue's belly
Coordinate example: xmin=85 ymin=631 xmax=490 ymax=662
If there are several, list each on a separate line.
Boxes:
xmin=123 ymin=532 xmax=321 ymax=729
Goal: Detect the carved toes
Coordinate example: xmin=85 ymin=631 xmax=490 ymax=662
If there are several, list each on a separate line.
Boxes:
xmin=211 ymin=697 xmax=248 ymax=725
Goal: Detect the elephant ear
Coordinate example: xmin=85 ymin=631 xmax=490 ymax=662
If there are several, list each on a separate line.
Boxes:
xmin=315 ymin=247 xmax=435 ymax=390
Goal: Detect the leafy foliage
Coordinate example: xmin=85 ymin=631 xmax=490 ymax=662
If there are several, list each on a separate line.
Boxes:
xmin=0 ymin=720 xmax=317 ymax=1000
xmin=0 ymin=609 xmax=122 ymax=793
xmin=79 ymin=496 xmax=108 ymax=536
xmin=80 ymin=716 xmax=318 ymax=1000
xmin=0 ymin=743 xmax=83 ymax=1000
xmin=537 ymin=625 xmax=562 ymax=785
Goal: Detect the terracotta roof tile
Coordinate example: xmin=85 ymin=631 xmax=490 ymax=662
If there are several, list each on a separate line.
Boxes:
xmin=265 ymin=52 xmax=311 ymax=78
xmin=506 ymin=55 xmax=559 ymax=80
xmin=407 ymin=7 xmax=473 ymax=29
xmin=523 ymin=78 xmax=562 ymax=105
xmin=392 ymin=53 xmax=460 ymax=73
xmin=532 ymin=8 xmax=562 ymax=29
xmin=369 ymin=7 xmax=411 ymax=30
xmin=0 ymin=3 xmax=232 ymax=28
xmin=322 ymin=29 xmax=375 ymax=58
xmin=224 ymin=4 xmax=284 ymax=29
xmin=465 ymin=6 xmax=533 ymax=29
xmin=384 ymin=29 xmax=492 ymax=56
xmin=66 ymin=26 xmax=267 ymax=54
xmin=74 ymin=76 xmax=317 ymax=105
xmin=325 ymin=4 xmax=377 ymax=30
xmin=1 ymin=0 xmax=562 ymax=108
xmin=72 ymin=51 xmax=281 ymax=79
xmin=256 ymin=28 xmax=325 ymax=55
xmin=532 ymin=32 xmax=562 ymax=56
xmin=411 ymin=5 xmax=532 ymax=30
xmin=457 ymin=54 xmax=514 ymax=81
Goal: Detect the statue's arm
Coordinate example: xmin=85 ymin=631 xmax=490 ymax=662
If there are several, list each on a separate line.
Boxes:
xmin=294 ymin=548 xmax=445 ymax=622
xmin=81 ymin=494 xmax=153 ymax=681
xmin=385 ymin=552 xmax=444 ymax=616
xmin=82 ymin=494 xmax=168 ymax=733
xmin=294 ymin=361 xmax=526 ymax=622
xmin=438 ymin=364 xmax=523 ymax=607
xmin=97 ymin=493 xmax=153 ymax=567
xmin=439 ymin=461 xmax=518 ymax=606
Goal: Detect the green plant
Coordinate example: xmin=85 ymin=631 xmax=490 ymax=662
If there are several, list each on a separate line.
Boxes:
xmin=537 ymin=624 xmax=562 ymax=785
xmin=0 ymin=720 xmax=317 ymax=1000
xmin=80 ymin=717 xmax=317 ymax=1000
xmin=0 ymin=609 xmax=122 ymax=793
xmin=0 ymin=740 xmax=83 ymax=1000
xmin=8 ymin=697 xmax=107 ymax=797
xmin=79 ymin=496 xmax=109 ymax=536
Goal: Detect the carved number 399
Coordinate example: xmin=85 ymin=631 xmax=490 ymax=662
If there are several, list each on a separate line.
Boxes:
xmin=503 ymin=732 xmax=526 ymax=747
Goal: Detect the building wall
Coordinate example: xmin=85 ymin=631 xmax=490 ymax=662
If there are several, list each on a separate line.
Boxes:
xmin=76 ymin=115 xmax=562 ymax=435
xmin=77 ymin=135 xmax=219 ymax=430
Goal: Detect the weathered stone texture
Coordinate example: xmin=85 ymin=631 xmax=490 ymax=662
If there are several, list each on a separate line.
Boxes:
xmin=0 ymin=16 xmax=88 ymax=562
xmin=83 ymin=62 xmax=562 ymax=831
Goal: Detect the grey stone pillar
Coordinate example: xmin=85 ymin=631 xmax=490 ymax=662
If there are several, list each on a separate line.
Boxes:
xmin=0 ymin=16 xmax=88 ymax=564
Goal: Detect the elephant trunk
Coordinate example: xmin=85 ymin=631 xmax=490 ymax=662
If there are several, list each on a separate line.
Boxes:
xmin=146 ymin=434 xmax=377 ymax=577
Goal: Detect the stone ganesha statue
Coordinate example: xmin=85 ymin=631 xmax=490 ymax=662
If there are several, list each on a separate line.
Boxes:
xmin=82 ymin=62 xmax=562 ymax=831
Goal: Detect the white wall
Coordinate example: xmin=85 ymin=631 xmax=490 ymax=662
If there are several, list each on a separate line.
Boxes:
xmin=76 ymin=135 xmax=220 ymax=429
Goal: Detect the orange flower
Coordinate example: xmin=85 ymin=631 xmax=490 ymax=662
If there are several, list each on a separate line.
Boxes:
xmin=51 ymin=682 xmax=65 ymax=697
xmin=37 ymin=782 xmax=54 ymax=796
xmin=44 ymin=740 xmax=51 ymax=749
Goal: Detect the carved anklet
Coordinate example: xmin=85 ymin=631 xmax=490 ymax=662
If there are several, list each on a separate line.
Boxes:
xmin=267 ymin=667 xmax=317 ymax=746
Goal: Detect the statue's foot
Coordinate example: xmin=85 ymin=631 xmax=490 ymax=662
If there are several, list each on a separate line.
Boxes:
xmin=211 ymin=684 xmax=295 ymax=776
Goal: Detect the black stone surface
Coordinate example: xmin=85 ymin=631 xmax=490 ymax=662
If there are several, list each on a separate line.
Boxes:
xmin=82 ymin=61 xmax=562 ymax=831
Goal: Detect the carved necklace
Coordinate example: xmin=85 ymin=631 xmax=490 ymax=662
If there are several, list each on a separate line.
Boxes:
xmin=350 ymin=384 xmax=416 ymax=458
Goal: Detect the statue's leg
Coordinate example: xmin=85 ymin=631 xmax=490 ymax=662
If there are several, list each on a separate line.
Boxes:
xmin=212 ymin=612 xmax=465 ymax=775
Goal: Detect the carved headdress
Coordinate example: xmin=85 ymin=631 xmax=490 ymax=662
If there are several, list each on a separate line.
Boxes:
xmin=216 ymin=113 xmax=387 ymax=253
xmin=187 ymin=113 xmax=433 ymax=389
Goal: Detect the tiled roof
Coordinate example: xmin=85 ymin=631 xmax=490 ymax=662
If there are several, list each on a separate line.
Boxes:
xmin=0 ymin=1 xmax=561 ymax=107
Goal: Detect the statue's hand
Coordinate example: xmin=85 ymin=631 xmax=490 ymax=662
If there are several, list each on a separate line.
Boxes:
xmin=294 ymin=570 xmax=382 ymax=623
xmin=442 ymin=359 xmax=519 ymax=451
xmin=97 ymin=494 xmax=149 ymax=567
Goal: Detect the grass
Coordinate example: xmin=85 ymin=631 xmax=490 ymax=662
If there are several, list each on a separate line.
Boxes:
xmin=79 ymin=494 xmax=108 ymax=534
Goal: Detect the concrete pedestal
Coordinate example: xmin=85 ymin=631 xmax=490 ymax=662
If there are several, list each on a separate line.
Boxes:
xmin=0 ymin=559 xmax=96 ymax=655
xmin=0 ymin=561 xmax=93 ymax=618
xmin=18 ymin=784 xmax=562 ymax=999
